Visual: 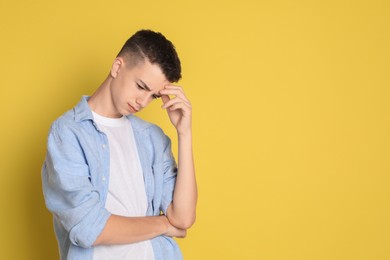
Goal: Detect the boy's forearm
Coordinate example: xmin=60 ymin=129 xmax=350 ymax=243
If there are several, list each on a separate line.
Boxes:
xmin=167 ymin=131 xmax=198 ymax=229
xmin=93 ymin=215 xmax=169 ymax=246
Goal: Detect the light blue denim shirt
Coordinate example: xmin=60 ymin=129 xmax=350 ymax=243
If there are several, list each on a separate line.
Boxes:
xmin=42 ymin=96 xmax=182 ymax=260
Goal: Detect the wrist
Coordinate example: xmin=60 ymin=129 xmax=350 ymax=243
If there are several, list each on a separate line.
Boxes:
xmin=159 ymin=216 xmax=170 ymax=234
xmin=177 ymin=129 xmax=192 ymax=138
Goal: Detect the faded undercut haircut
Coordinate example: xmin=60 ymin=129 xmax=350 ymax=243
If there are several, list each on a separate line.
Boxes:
xmin=117 ymin=29 xmax=182 ymax=82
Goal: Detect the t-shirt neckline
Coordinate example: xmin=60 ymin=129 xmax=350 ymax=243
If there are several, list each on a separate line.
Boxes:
xmin=92 ymin=111 xmax=128 ymax=127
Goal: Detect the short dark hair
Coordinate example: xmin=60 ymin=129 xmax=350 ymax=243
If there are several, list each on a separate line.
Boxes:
xmin=117 ymin=29 xmax=182 ymax=82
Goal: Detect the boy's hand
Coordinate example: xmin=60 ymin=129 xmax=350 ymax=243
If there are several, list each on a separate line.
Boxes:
xmin=160 ymin=85 xmax=192 ymax=136
xmin=161 ymin=215 xmax=187 ymax=238
xmin=164 ymin=222 xmax=187 ymax=238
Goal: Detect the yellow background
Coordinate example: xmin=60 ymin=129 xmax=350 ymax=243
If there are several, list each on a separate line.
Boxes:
xmin=1 ymin=0 xmax=389 ymax=259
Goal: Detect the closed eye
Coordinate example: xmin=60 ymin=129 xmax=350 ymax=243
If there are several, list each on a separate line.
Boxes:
xmin=137 ymin=83 xmax=145 ymax=90
xmin=137 ymin=81 xmax=160 ymax=99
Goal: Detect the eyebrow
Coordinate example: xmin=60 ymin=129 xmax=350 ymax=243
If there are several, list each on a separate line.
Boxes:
xmin=139 ymin=80 xmax=151 ymax=91
xmin=139 ymin=80 xmax=162 ymax=98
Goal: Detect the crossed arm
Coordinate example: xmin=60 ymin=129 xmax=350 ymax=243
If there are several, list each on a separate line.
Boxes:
xmin=93 ymin=132 xmax=196 ymax=245
xmin=94 ymin=85 xmax=197 ymax=246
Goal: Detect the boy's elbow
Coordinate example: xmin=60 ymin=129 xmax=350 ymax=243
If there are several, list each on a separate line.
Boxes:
xmin=169 ymin=213 xmax=196 ymax=230
xmin=179 ymin=217 xmax=196 ymax=230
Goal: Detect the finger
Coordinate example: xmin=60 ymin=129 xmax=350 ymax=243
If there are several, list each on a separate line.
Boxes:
xmin=160 ymin=88 xmax=189 ymax=102
xmin=165 ymin=85 xmax=183 ymax=91
xmin=161 ymin=94 xmax=170 ymax=104
xmin=160 ymin=85 xmax=190 ymax=105
xmin=178 ymin=230 xmax=187 ymax=238
xmin=168 ymin=102 xmax=191 ymax=112
xmin=161 ymin=98 xmax=192 ymax=109
xmin=160 ymin=92 xmax=191 ymax=107
xmin=162 ymin=97 xmax=191 ymax=109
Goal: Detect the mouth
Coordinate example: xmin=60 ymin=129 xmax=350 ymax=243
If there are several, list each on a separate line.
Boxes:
xmin=128 ymin=103 xmax=139 ymax=113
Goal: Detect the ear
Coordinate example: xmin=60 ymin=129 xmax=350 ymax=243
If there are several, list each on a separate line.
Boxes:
xmin=110 ymin=57 xmax=125 ymax=78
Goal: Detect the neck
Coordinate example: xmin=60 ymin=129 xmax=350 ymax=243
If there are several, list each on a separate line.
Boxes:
xmin=88 ymin=75 xmax=121 ymax=118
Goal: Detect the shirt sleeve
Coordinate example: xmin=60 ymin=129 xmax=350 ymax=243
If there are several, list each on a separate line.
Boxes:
xmin=150 ymin=126 xmax=178 ymax=216
xmin=41 ymin=120 xmax=111 ymax=248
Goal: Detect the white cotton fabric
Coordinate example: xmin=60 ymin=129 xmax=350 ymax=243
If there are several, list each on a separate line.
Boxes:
xmin=92 ymin=111 xmax=154 ymax=260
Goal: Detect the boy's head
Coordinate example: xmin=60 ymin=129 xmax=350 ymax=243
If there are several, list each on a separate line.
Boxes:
xmin=117 ymin=29 xmax=182 ymax=83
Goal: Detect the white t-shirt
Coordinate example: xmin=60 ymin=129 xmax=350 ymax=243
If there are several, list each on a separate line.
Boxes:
xmin=92 ymin=111 xmax=154 ymax=260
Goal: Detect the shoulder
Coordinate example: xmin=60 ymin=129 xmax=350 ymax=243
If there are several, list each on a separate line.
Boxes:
xmin=51 ymin=108 xmax=75 ymax=130
xmin=128 ymin=115 xmax=165 ymax=136
xmin=128 ymin=115 xmax=170 ymax=145
xmin=49 ymin=95 xmax=96 ymax=136
xmin=49 ymin=109 xmax=85 ymax=143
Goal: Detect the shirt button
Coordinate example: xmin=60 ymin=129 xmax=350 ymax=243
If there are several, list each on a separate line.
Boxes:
xmin=102 ymin=144 xmax=106 ymax=149
xmin=102 ymin=177 xmax=106 ymax=181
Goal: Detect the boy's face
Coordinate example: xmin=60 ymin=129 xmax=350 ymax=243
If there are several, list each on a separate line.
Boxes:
xmin=110 ymin=57 xmax=169 ymax=117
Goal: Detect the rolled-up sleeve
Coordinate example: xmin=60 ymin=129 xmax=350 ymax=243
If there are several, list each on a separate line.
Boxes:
xmin=42 ymin=120 xmax=110 ymax=248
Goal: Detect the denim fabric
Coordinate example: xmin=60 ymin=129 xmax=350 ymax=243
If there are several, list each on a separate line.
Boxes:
xmin=42 ymin=96 xmax=182 ymax=260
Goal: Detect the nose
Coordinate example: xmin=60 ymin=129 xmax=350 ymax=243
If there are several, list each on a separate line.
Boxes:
xmin=136 ymin=94 xmax=150 ymax=108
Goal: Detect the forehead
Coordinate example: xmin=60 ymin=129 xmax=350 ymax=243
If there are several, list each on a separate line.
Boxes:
xmin=128 ymin=60 xmax=169 ymax=91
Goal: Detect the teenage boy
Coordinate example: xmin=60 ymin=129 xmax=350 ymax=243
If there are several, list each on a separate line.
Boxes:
xmin=42 ymin=29 xmax=197 ymax=260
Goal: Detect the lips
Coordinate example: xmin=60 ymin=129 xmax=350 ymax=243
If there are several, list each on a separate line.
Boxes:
xmin=128 ymin=103 xmax=139 ymax=113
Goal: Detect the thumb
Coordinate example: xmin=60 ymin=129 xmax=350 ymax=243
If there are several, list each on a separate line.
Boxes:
xmin=161 ymin=95 xmax=170 ymax=104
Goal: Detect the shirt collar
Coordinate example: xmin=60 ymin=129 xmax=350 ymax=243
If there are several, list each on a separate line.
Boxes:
xmin=73 ymin=95 xmax=150 ymax=132
xmin=74 ymin=95 xmax=94 ymax=122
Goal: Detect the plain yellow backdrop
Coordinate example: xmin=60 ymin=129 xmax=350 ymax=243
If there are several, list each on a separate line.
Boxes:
xmin=0 ymin=0 xmax=389 ymax=259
